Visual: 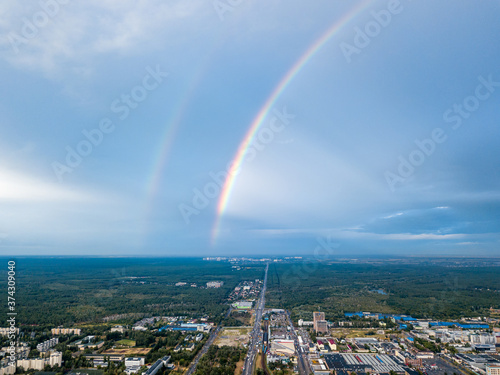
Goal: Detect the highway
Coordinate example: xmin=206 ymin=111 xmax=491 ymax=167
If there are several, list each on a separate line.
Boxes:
xmin=242 ymin=263 xmax=269 ymax=375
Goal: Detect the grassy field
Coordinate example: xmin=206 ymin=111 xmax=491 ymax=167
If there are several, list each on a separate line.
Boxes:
xmin=116 ymin=339 xmax=136 ymax=347
xmin=235 ymin=359 xmax=245 ymax=375
xmin=330 ymin=328 xmax=400 ymax=340
xmin=103 ymin=347 xmax=151 ymax=356
xmin=253 ymin=352 xmax=264 ymax=375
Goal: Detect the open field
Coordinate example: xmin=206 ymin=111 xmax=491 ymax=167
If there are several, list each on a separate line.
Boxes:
xmin=116 ymin=339 xmax=136 ymax=347
xmin=235 ymin=359 xmax=245 ymax=375
xmin=253 ymin=353 xmax=264 ymax=375
xmin=214 ymin=327 xmax=251 ymax=347
xmin=329 ymin=328 xmax=397 ymax=340
xmin=103 ymin=347 xmax=151 ymax=356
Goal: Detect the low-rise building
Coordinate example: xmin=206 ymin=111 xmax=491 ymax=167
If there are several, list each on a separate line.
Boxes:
xmin=232 ymin=301 xmax=253 ymax=309
xmin=111 ymin=325 xmax=126 ymax=333
xmin=125 ymin=357 xmax=145 ymax=367
xmin=206 ymin=281 xmax=224 ymax=288
xmin=487 ymin=364 xmax=500 ymax=375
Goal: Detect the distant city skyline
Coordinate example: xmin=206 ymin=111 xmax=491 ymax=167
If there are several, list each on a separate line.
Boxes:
xmin=0 ymin=1 xmax=499 ymax=256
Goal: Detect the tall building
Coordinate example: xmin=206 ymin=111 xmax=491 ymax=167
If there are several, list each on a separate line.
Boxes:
xmin=313 ymin=311 xmax=325 ymax=332
xmin=316 ymin=320 xmax=328 ymax=334
xmin=313 ymin=312 xmax=327 ymax=333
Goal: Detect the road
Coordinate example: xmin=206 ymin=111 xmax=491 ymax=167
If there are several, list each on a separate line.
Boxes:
xmin=242 ymin=263 xmax=269 ymax=375
xmin=184 ymin=307 xmax=234 ymax=375
xmin=184 ymin=325 xmax=222 ymax=375
xmin=285 ymin=310 xmax=312 ymax=375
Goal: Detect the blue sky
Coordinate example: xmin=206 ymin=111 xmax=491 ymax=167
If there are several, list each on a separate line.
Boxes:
xmin=1 ymin=0 xmax=499 ymax=257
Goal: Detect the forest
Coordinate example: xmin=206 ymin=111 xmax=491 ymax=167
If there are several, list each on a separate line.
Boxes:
xmin=0 ymin=257 xmax=265 ymax=326
xmin=193 ymin=345 xmax=246 ymax=375
xmin=2 ymin=257 xmax=499 ymax=328
xmin=265 ymin=260 xmax=500 ymax=322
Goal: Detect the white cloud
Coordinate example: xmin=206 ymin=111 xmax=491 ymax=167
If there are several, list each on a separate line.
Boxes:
xmin=383 ymin=212 xmax=403 ymax=219
xmin=225 ymin=131 xmax=384 ymax=225
xmin=0 ymin=0 xmax=207 ymax=77
xmin=0 ymin=167 xmax=88 ymax=202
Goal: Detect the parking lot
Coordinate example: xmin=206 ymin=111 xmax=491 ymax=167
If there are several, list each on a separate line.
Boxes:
xmin=422 ymin=357 xmax=468 ymax=375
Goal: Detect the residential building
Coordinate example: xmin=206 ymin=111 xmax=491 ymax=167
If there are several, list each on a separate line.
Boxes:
xmin=51 ymin=328 xmax=81 ymax=335
xmin=17 ymin=351 xmax=62 ymax=370
xmin=0 ymin=364 xmax=15 ymax=375
xmin=0 ymin=328 xmax=19 ymax=337
xmin=37 ymin=338 xmax=59 ymax=352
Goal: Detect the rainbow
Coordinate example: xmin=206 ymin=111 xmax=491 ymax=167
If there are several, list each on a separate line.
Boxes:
xmin=211 ymin=0 xmax=373 ymax=243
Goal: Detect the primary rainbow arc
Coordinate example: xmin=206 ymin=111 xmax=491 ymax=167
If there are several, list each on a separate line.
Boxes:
xmin=211 ymin=0 xmax=372 ymax=244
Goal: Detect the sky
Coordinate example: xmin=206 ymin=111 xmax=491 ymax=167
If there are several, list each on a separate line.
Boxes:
xmin=0 ymin=0 xmax=499 ymax=257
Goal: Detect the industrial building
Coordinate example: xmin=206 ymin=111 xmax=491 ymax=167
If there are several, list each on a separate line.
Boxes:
xmin=144 ymin=356 xmax=170 ymax=375
xmin=206 ymin=281 xmax=223 ymax=288
xmin=323 ymin=353 xmax=406 ymax=374
xmin=232 ymin=301 xmax=253 ymax=309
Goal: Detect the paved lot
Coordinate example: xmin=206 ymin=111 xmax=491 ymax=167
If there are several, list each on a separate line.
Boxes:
xmin=422 ymin=357 xmax=468 ymax=375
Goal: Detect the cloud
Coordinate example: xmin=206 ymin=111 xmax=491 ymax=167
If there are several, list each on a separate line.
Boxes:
xmin=0 ymin=167 xmax=88 ymax=202
xmin=0 ymin=0 xmax=207 ymax=77
xmin=225 ymin=131 xmax=384 ymax=225
xmin=383 ymin=212 xmax=403 ymax=219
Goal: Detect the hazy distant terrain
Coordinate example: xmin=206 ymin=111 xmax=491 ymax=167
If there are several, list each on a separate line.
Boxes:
xmin=2 ymin=257 xmax=499 ymax=327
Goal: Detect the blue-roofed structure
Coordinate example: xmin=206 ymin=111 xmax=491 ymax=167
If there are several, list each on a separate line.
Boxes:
xmin=429 ymin=322 xmax=489 ymax=329
xmin=344 ymin=312 xmax=416 ymax=323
